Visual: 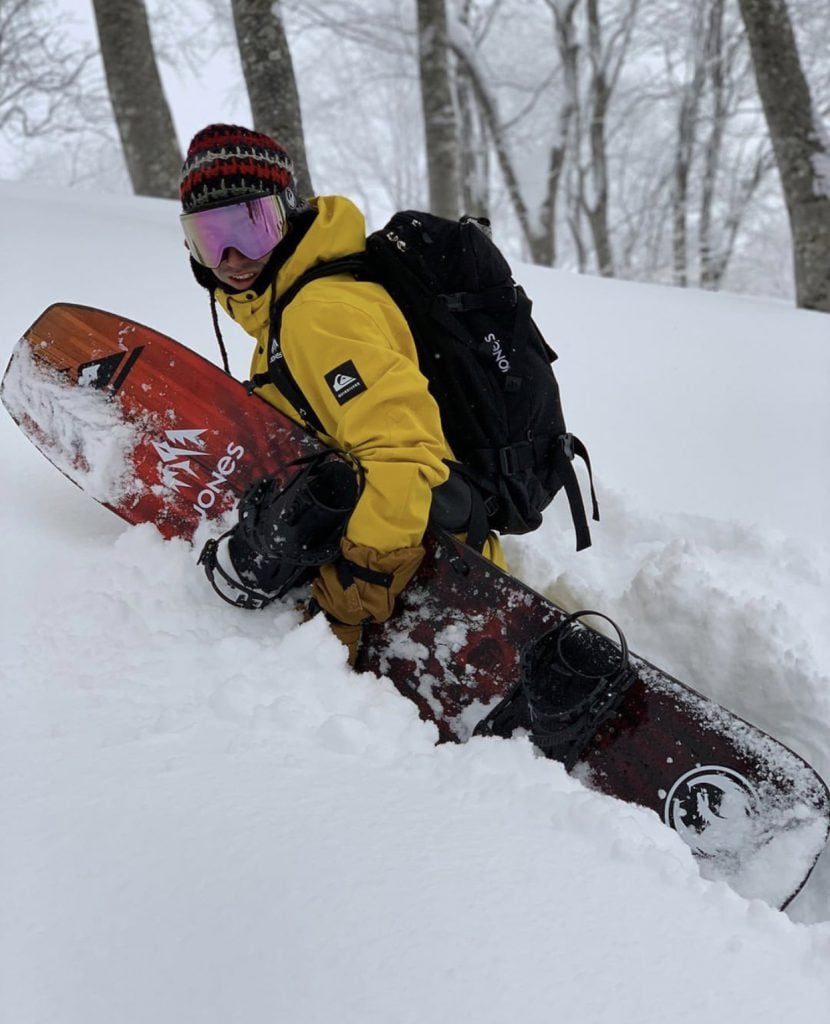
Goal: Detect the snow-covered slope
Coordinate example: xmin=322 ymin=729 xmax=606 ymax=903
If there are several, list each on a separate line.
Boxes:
xmin=1 ymin=182 xmax=829 ymax=1023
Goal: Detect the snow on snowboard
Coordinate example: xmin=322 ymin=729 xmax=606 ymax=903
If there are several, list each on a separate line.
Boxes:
xmin=3 ymin=302 xmax=828 ymax=909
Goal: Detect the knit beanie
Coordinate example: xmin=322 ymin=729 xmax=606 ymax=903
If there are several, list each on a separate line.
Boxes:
xmin=180 ymin=123 xmax=303 ymax=214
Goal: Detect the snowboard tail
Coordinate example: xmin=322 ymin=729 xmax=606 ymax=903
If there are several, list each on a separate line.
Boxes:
xmin=3 ymin=302 xmax=828 ymax=910
xmin=360 ymin=530 xmax=830 ymax=907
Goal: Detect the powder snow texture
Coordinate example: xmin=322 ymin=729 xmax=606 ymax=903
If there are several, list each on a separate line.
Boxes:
xmin=1 ymin=182 xmax=830 ymax=1024
xmin=2 ymin=341 xmax=143 ymax=504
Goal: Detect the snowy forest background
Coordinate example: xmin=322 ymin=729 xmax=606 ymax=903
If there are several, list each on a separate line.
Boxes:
xmin=3 ymin=0 xmax=830 ymax=309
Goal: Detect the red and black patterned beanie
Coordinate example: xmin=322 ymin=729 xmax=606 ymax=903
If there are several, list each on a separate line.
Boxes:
xmin=180 ymin=124 xmax=301 ymax=213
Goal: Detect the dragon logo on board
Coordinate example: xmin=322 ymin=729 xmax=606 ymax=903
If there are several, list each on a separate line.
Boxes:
xmin=151 ymin=428 xmax=246 ymax=515
xmin=663 ymin=765 xmax=759 ymax=857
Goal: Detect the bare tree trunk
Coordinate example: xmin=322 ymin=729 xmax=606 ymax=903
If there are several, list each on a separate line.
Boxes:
xmin=456 ymin=70 xmax=489 ymax=217
xmin=568 ymin=204 xmax=589 ymax=272
xmin=583 ymin=0 xmax=615 ymax=276
xmin=456 ymin=0 xmax=489 ymax=218
xmin=554 ymin=0 xmax=637 ymax=276
xmin=696 ymin=35 xmax=775 ymax=293
xmin=91 ymin=0 xmax=181 ymax=199
xmin=738 ymin=0 xmax=830 ymax=311
xmin=703 ymin=147 xmax=774 ymax=289
xmin=698 ymin=0 xmax=726 ymax=289
xmin=452 ymin=2 xmax=580 ymax=265
xmin=231 ymin=0 xmax=313 ymax=197
xmin=415 ymin=0 xmax=461 ymax=218
xmin=450 ymin=37 xmax=547 ymax=261
xmin=544 ymin=0 xmax=582 ymax=268
xmin=671 ymin=6 xmax=706 ymax=288
xmin=672 ymin=96 xmax=697 ymax=287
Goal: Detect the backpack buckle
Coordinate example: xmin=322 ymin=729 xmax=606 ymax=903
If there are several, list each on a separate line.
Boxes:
xmin=498 ymin=442 xmax=532 ymax=476
xmin=558 ymin=433 xmax=575 ymax=460
xmin=441 ymin=292 xmax=471 ymax=313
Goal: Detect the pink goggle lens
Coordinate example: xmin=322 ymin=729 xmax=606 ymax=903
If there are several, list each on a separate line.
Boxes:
xmin=180 ymin=194 xmax=288 ymax=269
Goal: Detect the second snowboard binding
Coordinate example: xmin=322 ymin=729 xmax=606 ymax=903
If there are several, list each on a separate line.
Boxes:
xmin=476 ymin=611 xmax=637 ymax=769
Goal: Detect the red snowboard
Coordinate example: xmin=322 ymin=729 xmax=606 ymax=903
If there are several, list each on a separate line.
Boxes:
xmin=3 ymin=303 xmax=828 ymax=909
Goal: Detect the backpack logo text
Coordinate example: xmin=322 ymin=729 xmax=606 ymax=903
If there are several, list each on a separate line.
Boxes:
xmin=486 ymin=332 xmax=511 ymax=373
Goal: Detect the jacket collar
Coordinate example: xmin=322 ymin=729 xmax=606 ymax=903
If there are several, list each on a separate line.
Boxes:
xmin=214 ymin=196 xmax=367 ymax=337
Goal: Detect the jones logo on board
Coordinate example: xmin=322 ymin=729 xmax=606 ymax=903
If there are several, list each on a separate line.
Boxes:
xmin=151 ymin=428 xmax=245 ymax=514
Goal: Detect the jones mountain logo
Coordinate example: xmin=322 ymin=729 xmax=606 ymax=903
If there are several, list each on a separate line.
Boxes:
xmin=663 ymin=765 xmax=758 ymax=857
xmin=151 ymin=429 xmax=209 ymax=493
xmin=152 ymin=428 xmax=245 ymax=513
xmin=325 ymin=360 xmax=367 ymax=404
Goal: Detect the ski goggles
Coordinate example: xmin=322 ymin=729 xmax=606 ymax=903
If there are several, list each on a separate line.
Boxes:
xmin=180 ymin=194 xmax=288 ymax=268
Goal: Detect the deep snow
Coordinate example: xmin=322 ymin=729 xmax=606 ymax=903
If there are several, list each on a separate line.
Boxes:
xmin=1 ymin=182 xmax=829 ymax=1023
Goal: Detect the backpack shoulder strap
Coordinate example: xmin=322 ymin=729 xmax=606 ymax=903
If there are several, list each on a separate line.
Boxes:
xmin=276 ymin=254 xmax=372 ymax=313
xmin=246 ymin=254 xmax=370 ymax=434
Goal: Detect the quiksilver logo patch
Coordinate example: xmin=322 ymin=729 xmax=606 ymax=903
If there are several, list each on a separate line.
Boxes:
xmin=325 ymin=360 xmax=367 ymax=404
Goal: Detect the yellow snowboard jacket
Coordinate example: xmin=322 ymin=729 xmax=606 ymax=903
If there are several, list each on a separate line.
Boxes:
xmin=215 ymin=195 xmax=504 ymax=565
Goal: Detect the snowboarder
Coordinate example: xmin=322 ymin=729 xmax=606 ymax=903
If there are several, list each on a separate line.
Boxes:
xmin=179 ymin=123 xmax=504 ymax=663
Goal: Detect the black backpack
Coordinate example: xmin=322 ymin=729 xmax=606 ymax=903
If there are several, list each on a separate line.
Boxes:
xmin=255 ymin=210 xmax=598 ymax=550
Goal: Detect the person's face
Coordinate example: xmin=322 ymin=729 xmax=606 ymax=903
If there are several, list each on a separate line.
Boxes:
xmin=209 ymin=245 xmax=275 ymax=291
xmin=180 ymin=194 xmax=287 ymax=290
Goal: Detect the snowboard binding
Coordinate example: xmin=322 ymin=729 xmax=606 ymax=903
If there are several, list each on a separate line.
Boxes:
xmin=476 ymin=611 xmax=637 ymax=770
xmin=199 ymin=451 xmax=360 ymax=609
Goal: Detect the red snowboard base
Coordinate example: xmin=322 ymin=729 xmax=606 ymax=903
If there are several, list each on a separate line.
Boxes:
xmin=3 ymin=303 xmax=828 ymax=909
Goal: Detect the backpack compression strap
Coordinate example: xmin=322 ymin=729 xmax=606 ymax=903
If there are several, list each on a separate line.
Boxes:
xmin=553 ymin=434 xmax=599 ymax=552
xmin=466 ymin=431 xmax=598 ymax=551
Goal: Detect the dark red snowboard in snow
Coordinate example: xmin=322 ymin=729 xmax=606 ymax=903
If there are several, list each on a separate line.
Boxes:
xmin=3 ymin=303 xmax=828 ymax=909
